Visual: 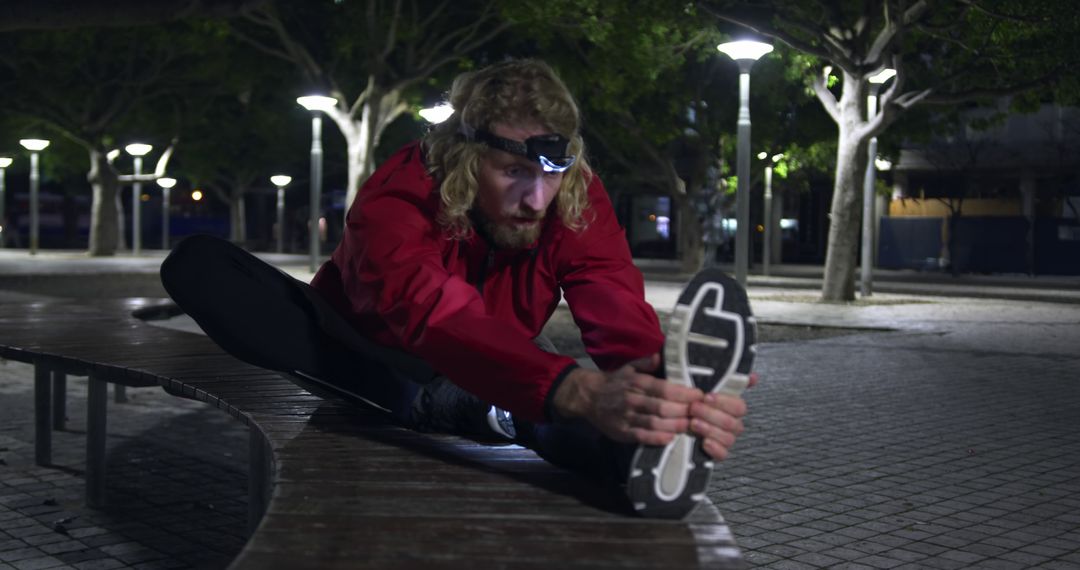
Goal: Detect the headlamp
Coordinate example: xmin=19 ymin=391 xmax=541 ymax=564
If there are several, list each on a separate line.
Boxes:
xmin=473 ymin=129 xmax=577 ymax=173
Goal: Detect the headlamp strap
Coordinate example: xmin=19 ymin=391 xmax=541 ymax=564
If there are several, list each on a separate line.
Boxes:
xmin=471 ymin=128 xmax=576 ymax=173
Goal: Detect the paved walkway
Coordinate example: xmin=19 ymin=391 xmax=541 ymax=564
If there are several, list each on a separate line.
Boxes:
xmin=718 ymin=293 xmax=1080 ymax=569
xmin=0 ymin=365 xmax=249 ymax=570
xmin=1 ymin=248 xmax=1078 ymax=569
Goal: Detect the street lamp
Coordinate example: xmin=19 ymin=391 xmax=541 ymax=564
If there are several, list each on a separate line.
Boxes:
xmin=157 ymin=177 xmax=177 ymax=250
xmin=0 ymin=157 xmax=10 ymax=248
xmin=861 ymin=68 xmax=895 ymax=297
xmin=125 ymin=143 xmax=153 ymax=255
xmin=270 ymin=174 xmax=293 ymax=253
xmin=718 ymin=40 xmax=773 ymax=286
xmin=758 ymin=151 xmax=783 ymax=277
xmin=419 ymin=103 xmax=454 ymax=124
xmin=297 ymin=94 xmax=338 ymax=273
xmin=19 ymin=139 xmax=50 ymax=255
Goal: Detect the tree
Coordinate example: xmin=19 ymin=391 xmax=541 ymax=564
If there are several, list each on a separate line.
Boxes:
xmin=230 ymin=0 xmax=511 ymax=216
xmin=0 ymin=25 xmax=199 ymax=255
xmin=534 ymin=3 xmax=729 ymax=272
xmin=164 ymin=24 xmax=310 ymax=246
xmin=503 ymin=1 xmax=836 ymax=271
xmin=699 ymin=0 xmax=1080 ymax=300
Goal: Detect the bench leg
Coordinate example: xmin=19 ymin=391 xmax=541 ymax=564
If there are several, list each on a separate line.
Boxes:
xmin=248 ymin=427 xmax=271 ymax=533
xmin=33 ymin=365 xmax=52 ymax=466
xmin=52 ymin=372 xmax=67 ymax=430
xmin=86 ymin=374 xmax=108 ymax=508
xmin=114 ymin=385 xmax=127 ymax=403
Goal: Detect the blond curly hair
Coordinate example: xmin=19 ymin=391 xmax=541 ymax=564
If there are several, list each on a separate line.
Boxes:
xmin=423 ymin=59 xmax=592 ymax=239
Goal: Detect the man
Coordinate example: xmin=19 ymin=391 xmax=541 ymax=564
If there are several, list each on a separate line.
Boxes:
xmin=162 ymin=59 xmax=755 ymax=519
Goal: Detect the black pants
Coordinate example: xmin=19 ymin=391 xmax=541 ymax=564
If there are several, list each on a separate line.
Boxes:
xmin=160 ymin=235 xmax=631 ymax=483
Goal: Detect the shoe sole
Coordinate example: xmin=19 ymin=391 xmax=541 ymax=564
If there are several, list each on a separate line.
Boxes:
xmin=627 ymin=269 xmax=756 ymax=519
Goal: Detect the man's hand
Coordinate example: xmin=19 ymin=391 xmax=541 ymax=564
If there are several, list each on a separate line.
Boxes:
xmin=551 ymin=355 xmax=757 ymax=461
xmin=688 ymin=392 xmax=747 ymax=460
xmin=552 ymin=357 xmax=703 ymax=446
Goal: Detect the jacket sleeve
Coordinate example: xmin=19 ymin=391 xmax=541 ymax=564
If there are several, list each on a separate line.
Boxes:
xmin=333 ymin=176 xmax=579 ymax=423
xmin=558 ymin=176 xmax=665 ymax=371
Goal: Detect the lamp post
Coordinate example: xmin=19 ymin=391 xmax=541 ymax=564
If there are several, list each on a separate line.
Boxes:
xmin=125 ymin=143 xmax=153 ymax=255
xmin=157 ymin=177 xmax=177 ymax=250
xmin=758 ymin=152 xmax=783 ymax=277
xmin=419 ymin=103 xmax=454 ymax=124
xmin=0 ymin=157 xmax=10 ymax=248
xmin=270 ymin=174 xmax=293 ymax=253
xmin=297 ymin=95 xmax=338 ymax=273
xmin=861 ymin=68 xmax=895 ymax=297
xmin=19 ymin=139 xmax=50 ymax=255
xmin=718 ymin=40 xmax=773 ymax=286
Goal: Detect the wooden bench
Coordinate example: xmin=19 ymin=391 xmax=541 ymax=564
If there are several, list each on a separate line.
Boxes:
xmin=0 ymin=299 xmax=745 ymax=569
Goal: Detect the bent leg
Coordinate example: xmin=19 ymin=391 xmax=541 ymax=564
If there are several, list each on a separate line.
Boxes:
xmin=160 ymin=235 xmax=427 ymax=423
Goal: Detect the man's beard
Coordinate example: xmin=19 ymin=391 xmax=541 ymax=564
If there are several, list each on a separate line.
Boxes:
xmin=476 ymin=211 xmax=544 ymax=249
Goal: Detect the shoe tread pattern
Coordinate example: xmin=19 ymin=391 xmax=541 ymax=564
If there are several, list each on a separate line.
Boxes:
xmin=628 ymin=269 xmax=755 ymax=519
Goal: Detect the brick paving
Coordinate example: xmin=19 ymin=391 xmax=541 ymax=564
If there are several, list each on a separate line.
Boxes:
xmin=0 ymin=361 xmax=249 ymax=570
xmin=709 ymin=300 xmax=1080 ymax=569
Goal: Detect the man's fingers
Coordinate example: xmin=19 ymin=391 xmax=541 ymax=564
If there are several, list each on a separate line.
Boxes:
xmin=628 ymin=373 xmax=703 ymax=403
xmin=702 ymin=438 xmax=731 ymax=461
xmin=691 ymin=418 xmax=739 ymax=446
xmin=625 ymin=391 xmax=691 ymax=419
xmin=698 ymin=394 xmax=748 ymax=419
xmin=691 ymin=409 xmax=744 ymax=435
xmin=626 ymin=412 xmax=689 ymax=434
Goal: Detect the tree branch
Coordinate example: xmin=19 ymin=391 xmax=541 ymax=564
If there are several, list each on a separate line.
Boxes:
xmin=956 ymin=0 xmax=1047 ymax=23
xmin=912 ymin=22 xmax=982 ymax=55
xmin=697 ymin=3 xmax=834 ymax=62
xmin=228 ymin=22 xmax=295 ymax=64
xmin=0 ymin=0 xmax=264 ymax=32
xmin=379 ymin=0 xmax=405 ymax=60
xmin=812 ymin=68 xmax=841 ymax=123
xmin=414 ymin=3 xmax=505 ymax=73
xmin=892 ymin=87 xmax=934 ymax=109
xmin=921 ymin=65 xmax=1069 ymax=105
xmin=243 ymin=4 xmax=326 ymax=87
xmin=866 ymin=0 xmax=930 ymax=63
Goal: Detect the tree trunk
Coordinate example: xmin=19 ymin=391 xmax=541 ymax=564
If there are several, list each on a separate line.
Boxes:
xmin=229 ymin=192 xmax=247 ymax=244
xmin=343 ymin=127 xmax=370 ymax=221
xmin=87 ymin=148 xmax=123 ymax=256
xmin=339 ymin=91 xmax=405 ymax=220
xmin=342 ymin=100 xmax=378 ymax=220
xmin=821 ymin=72 xmax=869 ymax=302
xmin=947 ymin=210 xmax=960 ymax=277
xmin=675 ymin=192 xmax=704 ymax=273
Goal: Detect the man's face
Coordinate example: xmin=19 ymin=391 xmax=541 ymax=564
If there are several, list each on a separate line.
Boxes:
xmin=474 ymin=122 xmax=564 ymax=249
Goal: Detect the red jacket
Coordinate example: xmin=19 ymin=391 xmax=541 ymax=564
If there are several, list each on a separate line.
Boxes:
xmin=311 ymin=142 xmax=664 ymax=422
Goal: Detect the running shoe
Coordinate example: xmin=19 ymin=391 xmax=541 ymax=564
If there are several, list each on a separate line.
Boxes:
xmin=627 ymin=268 xmax=756 ymax=518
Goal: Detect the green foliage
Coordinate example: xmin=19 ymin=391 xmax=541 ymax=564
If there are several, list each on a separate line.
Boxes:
xmin=500 ymin=0 xmax=837 ymax=202
xmin=0 ymin=21 xmax=241 ymax=194
xmin=723 ymin=176 xmax=738 ymax=194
